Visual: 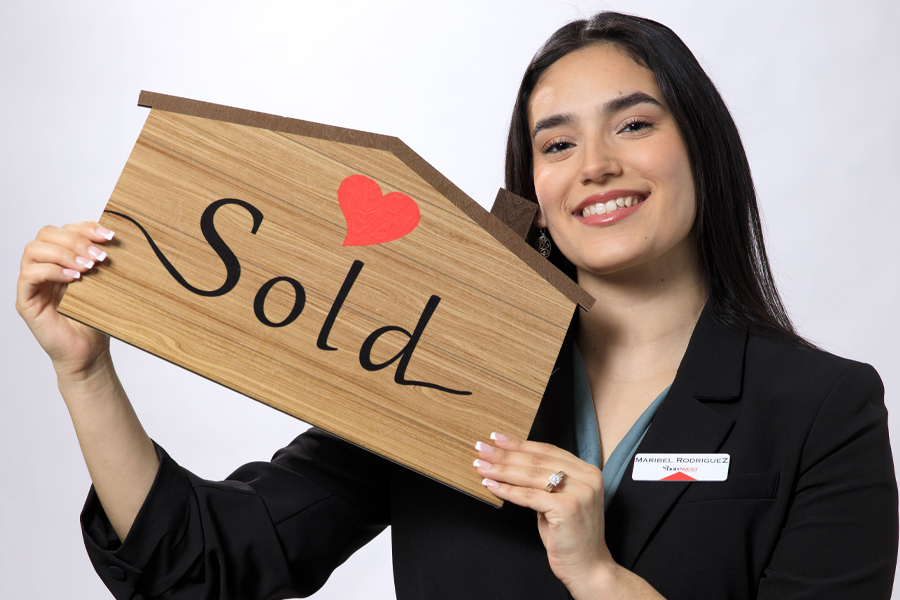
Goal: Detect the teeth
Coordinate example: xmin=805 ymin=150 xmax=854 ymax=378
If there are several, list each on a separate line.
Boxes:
xmin=580 ymin=196 xmax=643 ymax=217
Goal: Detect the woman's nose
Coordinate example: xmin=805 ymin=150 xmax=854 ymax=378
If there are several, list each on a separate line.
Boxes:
xmin=580 ymin=140 xmax=622 ymax=184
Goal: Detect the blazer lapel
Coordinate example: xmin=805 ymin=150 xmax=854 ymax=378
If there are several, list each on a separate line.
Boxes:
xmin=605 ymin=307 xmax=748 ymax=569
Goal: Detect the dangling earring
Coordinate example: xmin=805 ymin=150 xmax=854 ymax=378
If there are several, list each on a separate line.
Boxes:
xmin=536 ymin=228 xmax=551 ymax=258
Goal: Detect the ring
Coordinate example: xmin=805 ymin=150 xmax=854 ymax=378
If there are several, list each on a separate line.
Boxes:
xmin=546 ymin=470 xmax=565 ymax=492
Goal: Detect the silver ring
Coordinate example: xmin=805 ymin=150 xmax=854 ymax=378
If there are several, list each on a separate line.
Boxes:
xmin=546 ymin=470 xmax=565 ymax=492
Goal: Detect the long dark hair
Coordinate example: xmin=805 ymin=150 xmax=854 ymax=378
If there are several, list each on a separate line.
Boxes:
xmin=506 ymin=11 xmax=803 ymax=342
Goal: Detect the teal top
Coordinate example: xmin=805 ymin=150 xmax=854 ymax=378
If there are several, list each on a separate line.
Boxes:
xmin=573 ymin=344 xmax=670 ymax=511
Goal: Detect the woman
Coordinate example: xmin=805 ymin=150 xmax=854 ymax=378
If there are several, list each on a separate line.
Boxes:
xmin=16 ymin=11 xmax=897 ymax=599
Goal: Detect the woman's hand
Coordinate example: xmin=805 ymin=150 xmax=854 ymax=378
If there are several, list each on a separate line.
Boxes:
xmin=17 ymin=221 xmax=161 ymax=541
xmin=474 ymin=434 xmax=611 ymax=590
xmin=474 ymin=434 xmax=665 ymax=599
xmin=16 ymin=222 xmax=115 ymax=379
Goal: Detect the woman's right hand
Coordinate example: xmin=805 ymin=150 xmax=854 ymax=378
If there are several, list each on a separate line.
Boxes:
xmin=18 ymin=221 xmax=161 ymax=541
xmin=16 ymin=222 xmax=116 ymax=380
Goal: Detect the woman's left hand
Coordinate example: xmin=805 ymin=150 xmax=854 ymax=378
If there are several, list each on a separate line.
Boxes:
xmin=474 ymin=433 xmax=614 ymax=593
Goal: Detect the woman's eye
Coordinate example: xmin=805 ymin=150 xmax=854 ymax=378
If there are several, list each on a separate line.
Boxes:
xmin=619 ymin=119 xmax=653 ymax=134
xmin=541 ymin=140 xmax=574 ymax=154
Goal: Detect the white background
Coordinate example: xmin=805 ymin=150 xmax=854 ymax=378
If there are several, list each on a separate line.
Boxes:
xmin=2 ymin=1 xmax=898 ymax=598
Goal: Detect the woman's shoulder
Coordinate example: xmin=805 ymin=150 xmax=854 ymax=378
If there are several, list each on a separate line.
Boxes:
xmin=743 ymin=325 xmax=883 ymax=410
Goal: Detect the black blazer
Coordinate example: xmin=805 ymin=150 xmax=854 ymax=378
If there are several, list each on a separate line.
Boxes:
xmin=82 ymin=308 xmax=898 ymax=599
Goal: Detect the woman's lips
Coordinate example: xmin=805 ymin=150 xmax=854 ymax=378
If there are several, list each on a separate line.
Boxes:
xmin=572 ymin=190 xmax=648 ymax=226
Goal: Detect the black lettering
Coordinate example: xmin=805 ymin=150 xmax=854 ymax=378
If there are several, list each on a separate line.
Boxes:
xmin=254 ymin=276 xmax=306 ymax=327
xmin=317 ymin=260 xmax=364 ymax=351
xmin=105 ymin=198 xmax=263 ymax=297
xmin=359 ymin=295 xmax=471 ymax=396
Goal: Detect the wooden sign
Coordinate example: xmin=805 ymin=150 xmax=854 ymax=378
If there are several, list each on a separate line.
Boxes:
xmin=59 ymin=91 xmax=594 ymax=505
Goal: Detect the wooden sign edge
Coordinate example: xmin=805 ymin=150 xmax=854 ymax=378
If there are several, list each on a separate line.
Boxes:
xmin=135 ymin=90 xmax=594 ymax=312
xmin=491 ymin=188 xmax=540 ymax=240
xmin=57 ymin=306 xmax=510 ymax=508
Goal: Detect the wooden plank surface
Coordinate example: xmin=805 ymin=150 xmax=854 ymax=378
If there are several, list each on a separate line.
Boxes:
xmin=59 ymin=93 xmax=591 ymax=505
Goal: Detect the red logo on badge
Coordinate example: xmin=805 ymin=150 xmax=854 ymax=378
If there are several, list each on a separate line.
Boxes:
xmin=661 ymin=471 xmax=697 ymax=481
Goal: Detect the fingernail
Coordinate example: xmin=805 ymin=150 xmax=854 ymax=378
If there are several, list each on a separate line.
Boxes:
xmin=473 ymin=459 xmax=492 ymax=469
xmin=482 ymin=478 xmax=499 ymax=490
xmin=63 ymin=269 xmax=80 ymax=279
xmin=475 ymin=441 xmax=494 ymax=455
xmin=95 ymin=227 xmax=115 ymax=240
xmin=88 ymin=246 xmax=107 ymax=261
xmin=75 ymin=256 xmax=94 ymax=269
xmin=490 ymin=432 xmax=509 ymax=443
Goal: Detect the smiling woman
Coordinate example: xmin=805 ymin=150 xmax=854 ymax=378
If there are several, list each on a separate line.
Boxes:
xmin=12 ymin=8 xmax=898 ymax=600
xmin=476 ymin=12 xmax=898 ymax=599
xmin=507 ymin=15 xmax=795 ymax=342
xmin=530 ymin=46 xmax=697 ymax=280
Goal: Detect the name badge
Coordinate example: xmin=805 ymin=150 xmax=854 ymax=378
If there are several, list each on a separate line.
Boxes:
xmin=632 ymin=453 xmax=730 ymax=481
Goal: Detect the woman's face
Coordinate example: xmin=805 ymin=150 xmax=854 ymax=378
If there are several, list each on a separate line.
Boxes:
xmin=529 ymin=44 xmax=697 ymax=278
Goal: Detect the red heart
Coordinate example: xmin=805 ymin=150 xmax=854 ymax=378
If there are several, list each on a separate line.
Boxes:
xmin=338 ymin=174 xmax=421 ymax=247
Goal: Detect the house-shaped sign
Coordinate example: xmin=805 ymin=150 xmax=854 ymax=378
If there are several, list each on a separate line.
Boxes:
xmin=58 ymin=91 xmax=594 ymax=506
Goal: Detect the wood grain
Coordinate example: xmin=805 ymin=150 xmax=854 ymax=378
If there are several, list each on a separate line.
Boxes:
xmin=59 ymin=93 xmax=592 ymax=505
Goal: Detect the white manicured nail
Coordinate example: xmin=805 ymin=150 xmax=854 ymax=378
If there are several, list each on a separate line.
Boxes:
xmin=95 ymin=226 xmax=115 ymax=240
xmin=88 ymin=246 xmax=107 ymax=261
xmin=475 ymin=441 xmax=493 ymax=454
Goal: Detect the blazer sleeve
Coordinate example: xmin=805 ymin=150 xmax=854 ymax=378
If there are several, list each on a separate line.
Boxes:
xmin=757 ymin=362 xmax=898 ymax=598
xmin=80 ymin=427 xmax=391 ymax=600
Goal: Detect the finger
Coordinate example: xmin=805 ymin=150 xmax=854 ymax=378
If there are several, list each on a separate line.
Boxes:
xmin=34 ymin=223 xmax=114 ymax=264
xmin=475 ymin=437 xmax=587 ymax=477
xmin=61 ymin=221 xmax=116 ymax=243
xmin=23 ymin=240 xmax=99 ymax=274
xmin=18 ymin=261 xmax=82 ymax=291
xmin=476 ymin=458 xmax=587 ymax=495
xmin=16 ymin=262 xmax=79 ymax=316
xmin=480 ymin=477 xmax=568 ymax=514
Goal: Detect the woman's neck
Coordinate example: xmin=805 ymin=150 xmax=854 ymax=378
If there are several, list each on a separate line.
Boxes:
xmin=575 ymin=239 xmax=706 ymax=384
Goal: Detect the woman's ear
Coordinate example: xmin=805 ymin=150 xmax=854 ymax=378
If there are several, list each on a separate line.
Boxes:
xmin=534 ymin=206 xmax=547 ymax=229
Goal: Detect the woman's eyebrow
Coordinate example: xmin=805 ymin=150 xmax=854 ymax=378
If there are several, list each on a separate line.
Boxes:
xmin=531 ymin=92 xmax=663 ymax=140
xmin=531 ymin=112 xmax=576 ymax=140
xmin=601 ymin=91 xmax=663 ymax=116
